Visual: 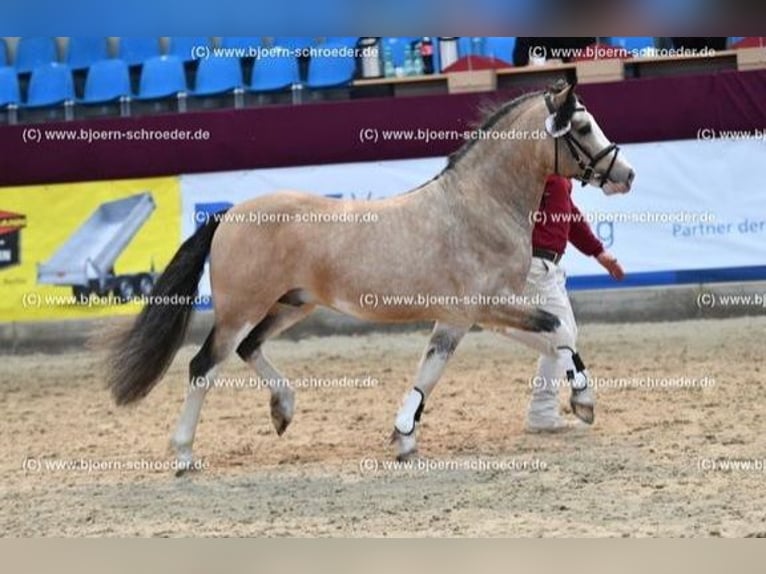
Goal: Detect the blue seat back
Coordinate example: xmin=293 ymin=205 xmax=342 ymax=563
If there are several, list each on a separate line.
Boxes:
xmin=307 ymin=45 xmax=356 ymax=88
xmin=250 ymin=54 xmax=299 ymax=91
xmin=194 ymin=57 xmax=242 ymax=95
xmin=220 ymin=37 xmax=262 ymax=56
xmin=274 ymin=37 xmax=316 ymax=51
xmin=27 ymin=63 xmax=74 ymax=107
xmin=118 ymin=37 xmax=161 ymax=66
xmin=0 ymin=66 xmax=20 ymax=106
xmin=66 ymin=37 xmax=108 ymax=70
xmin=168 ymin=37 xmax=211 ymax=62
xmin=83 ymin=59 xmax=131 ymax=103
xmin=138 ymin=55 xmax=186 ymax=99
xmin=323 ymin=37 xmax=359 ymax=49
xmin=16 ymin=37 xmax=58 ymax=73
xmin=612 ymin=37 xmax=656 ymax=53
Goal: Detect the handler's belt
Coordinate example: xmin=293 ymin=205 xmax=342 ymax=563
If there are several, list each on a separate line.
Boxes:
xmin=533 ymin=248 xmax=563 ymax=265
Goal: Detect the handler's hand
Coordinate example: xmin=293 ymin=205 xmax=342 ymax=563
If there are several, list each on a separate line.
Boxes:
xmin=597 ymin=251 xmax=625 ymax=281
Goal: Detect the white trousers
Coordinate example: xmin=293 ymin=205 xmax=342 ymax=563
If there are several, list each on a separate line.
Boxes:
xmin=503 ymin=257 xmax=579 ymax=420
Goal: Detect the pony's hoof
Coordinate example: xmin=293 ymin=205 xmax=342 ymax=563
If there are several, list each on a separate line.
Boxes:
xmin=273 ymin=418 xmax=290 ymax=436
xmin=270 ymin=392 xmax=294 ymax=436
xmin=396 ymin=449 xmax=418 ymax=462
xmin=390 ymin=429 xmax=418 ymax=461
xmin=571 ymin=401 xmax=595 ymax=424
xmin=173 ymin=457 xmax=197 ymax=477
xmin=170 ymin=440 xmax=197 ymax=476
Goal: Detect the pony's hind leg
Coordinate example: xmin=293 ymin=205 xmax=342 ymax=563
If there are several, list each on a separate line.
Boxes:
xmin=236 ymin=301 xmax=315 ymax=436
xmin=391 ymin=322 xmax=468 ymax=461
xmin=170 ymin=323 xmax=248 ymax=476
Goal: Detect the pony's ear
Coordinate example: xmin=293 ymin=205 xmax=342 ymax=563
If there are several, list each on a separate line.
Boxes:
xmin=548 ymin=79 xmax=574 ymax=107
xmin=549 ymin=83 xmax=577 ymax=134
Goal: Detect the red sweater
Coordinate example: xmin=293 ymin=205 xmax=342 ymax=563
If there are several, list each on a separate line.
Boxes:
xmin=532 ymin=175 xmax=604 ymax=257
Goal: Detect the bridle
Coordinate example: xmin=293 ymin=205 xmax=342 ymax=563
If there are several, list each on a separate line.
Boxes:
xmin=544 ymin=93 xmax=620 ymax=188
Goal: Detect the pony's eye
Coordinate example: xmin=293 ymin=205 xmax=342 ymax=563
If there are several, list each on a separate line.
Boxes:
xmin=576 ymin=124 xmax=592 ymax=136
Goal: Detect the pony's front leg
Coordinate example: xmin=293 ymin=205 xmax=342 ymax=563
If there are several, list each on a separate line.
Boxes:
xmin=391 ymin=322 xmax=468 ymax=461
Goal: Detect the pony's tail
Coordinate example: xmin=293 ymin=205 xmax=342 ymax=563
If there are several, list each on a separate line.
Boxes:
xmin=107 ymin=213 xmax=225 ymax=406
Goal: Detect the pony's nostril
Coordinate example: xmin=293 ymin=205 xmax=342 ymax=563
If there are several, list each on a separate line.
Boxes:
xmin=627 ymin=170 xmax=635 ymax=184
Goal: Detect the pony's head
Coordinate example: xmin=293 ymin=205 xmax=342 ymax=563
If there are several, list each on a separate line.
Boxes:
xmin=544 ymin=80 xmax=634 ymax=195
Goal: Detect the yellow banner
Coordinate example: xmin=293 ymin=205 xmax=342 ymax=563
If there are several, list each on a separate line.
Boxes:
xmin=0 ymin=177 xmax=180 ymax=322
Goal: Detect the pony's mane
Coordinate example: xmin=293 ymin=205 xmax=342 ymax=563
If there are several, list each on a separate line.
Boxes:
xmin=443 ymin=90 xmax=544 ymax=172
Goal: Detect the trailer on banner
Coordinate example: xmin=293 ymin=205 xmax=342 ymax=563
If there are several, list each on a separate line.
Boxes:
xmin=37 ymin=192 xmax=158 ymax=303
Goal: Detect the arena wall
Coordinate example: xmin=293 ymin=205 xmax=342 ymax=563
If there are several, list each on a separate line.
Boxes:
xmin=3 ymin=279 xmax=765 ymax=353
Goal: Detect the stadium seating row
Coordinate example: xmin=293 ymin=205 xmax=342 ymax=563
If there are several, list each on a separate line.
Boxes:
xmin=0 ymin=36 xmax=662 ymax=76
xmin=0 ymin=37 xmax=760 ymax=114
xmin=0 ymin=53 xmax=362 ymax=109
xmin=0 ymin=37 xmax=364 ymax=71
xmin=0 ymin=36 xmax=466 ymax=109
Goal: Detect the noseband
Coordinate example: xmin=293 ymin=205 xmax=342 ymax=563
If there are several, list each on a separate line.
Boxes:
xmin=544 ymin=93 xmax=620 ymax=187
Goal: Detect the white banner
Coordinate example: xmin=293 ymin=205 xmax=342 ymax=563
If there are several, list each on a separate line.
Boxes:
xmin=561 ymin=139 xmax=766 ymax=283
xmin=181 ymin=139 xmax=766 ymax=299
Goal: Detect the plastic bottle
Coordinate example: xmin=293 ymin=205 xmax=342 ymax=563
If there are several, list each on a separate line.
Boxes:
xmin=404 ymin=44 xmax=414 ymax=76
xmin=383 ymin=44 xmax=395 ymax=77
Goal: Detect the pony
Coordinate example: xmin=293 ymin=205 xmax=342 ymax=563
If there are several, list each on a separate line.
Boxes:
xmin=106 ymin=80 xmax=635 ymax=472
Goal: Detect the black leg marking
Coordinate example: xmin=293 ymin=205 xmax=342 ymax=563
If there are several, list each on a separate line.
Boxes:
xmin=425 ymin=331 xmax=460 ymax=360
xmin=235 ymin=315 xmax=279 ymax=360
xmin=190 ymin=328 xmax=217 ymax=381
xmin=528 ymin=309 xmax=560 ymax=332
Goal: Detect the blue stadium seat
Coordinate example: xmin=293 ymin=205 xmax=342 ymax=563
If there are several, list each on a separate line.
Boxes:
xmin=0 ymin=66 xmax=20 ymax=106
xmin=274 ymin=37 xmax=316 ymax=51
xmin=484 ymin=37 xmax=516 ymax=64
xmin=611 ymin=37 xmax=655 ymax=53
xmin=137 ymin=55 xmax=186 ymax=99
xmin=26 ymin=63 xmax=74 ymax=107
xmin=249 ymin=54 xmax=299 ymax=91
xmin=81 ymin=59 xmax=131 ymax=104
xmin=193 ymin=57 xmax=242 ymax=96
xmin=306 ymin=45 xmax=356 ymax=88
xmin=0 ymin=40 xmax=8 ymax=66
xmin=15 ymin=37 xmax=58 ymax=73
xmin=220 ymin=36 xmax=262 ymax=55
xmin=66 ymin=37 xmax=108 ymax=70
xmin=168 ymin=37 xmax=211 ymax=62
xmin=323 ymin=37 xmax=359 ymax=49
xmin=118 ymin=37 xmax=161 ymax=66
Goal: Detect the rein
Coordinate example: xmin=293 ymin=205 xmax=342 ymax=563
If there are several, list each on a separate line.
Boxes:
xmin=544 ymin=93 xmax=620 ymax=187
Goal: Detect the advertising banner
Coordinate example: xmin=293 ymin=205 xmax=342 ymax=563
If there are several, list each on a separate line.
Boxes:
xmin=181 ymin=139 xmax=766 ymax=297
xmin=0 ymin=177 xmax=180 ymax=322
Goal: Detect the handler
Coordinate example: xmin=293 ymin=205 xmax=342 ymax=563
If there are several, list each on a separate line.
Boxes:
xmin=508 ymin=174 xmax=625 ymax=432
